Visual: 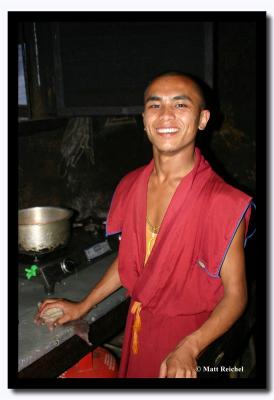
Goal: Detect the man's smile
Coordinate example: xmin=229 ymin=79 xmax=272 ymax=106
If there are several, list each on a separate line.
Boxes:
xmin=156 ymin=127 xmax=179 ymax=135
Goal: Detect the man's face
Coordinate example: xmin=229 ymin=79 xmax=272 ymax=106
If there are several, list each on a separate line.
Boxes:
xmin=142 ymin=75 xmax=210 ymax=156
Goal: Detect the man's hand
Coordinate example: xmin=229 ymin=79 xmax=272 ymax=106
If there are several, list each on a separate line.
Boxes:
xmin=34 ymin=298 xmax=85 ymax=328
xmin=159 ymin=338 xmax=199 ymax=378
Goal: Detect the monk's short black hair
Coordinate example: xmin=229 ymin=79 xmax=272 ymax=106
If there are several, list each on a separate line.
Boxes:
xmin=144 ymin=70 xmax=209 ymax=110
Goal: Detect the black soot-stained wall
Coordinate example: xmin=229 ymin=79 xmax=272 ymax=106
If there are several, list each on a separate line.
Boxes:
xmin=18 ymin=116 xmax=150 ymax=221
xmin=208 ymin=21 xmax=256 ymax=195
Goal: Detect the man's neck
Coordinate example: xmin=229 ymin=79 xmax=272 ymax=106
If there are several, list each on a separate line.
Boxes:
xmin=152 ymin=148 xmax=196 ymax=183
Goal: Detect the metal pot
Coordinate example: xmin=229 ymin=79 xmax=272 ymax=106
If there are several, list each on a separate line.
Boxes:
xmin=18 ymin=206 xmax=73 ymax=255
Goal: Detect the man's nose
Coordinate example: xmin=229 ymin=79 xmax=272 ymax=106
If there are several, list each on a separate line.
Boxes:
xmin=159 ymin=105 xmax=175 ymax=120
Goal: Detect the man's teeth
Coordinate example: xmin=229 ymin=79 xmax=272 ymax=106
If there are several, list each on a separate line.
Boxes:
xmin=157 ymin=128 xmax=179 ymax=133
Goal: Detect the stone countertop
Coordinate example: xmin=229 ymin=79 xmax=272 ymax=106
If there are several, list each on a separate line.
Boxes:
xmin=18 ymin=252 xmax=127 ymax=372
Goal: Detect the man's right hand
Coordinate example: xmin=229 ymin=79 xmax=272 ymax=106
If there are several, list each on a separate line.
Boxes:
xmin=34 ymin=298 xmax=86 ymax=328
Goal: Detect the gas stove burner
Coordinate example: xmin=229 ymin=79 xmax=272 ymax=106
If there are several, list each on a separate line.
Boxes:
xmin=18 ymin=228 xmax=116 ymax=295
xmin=19 ymin=250 xmax=82 ymax=295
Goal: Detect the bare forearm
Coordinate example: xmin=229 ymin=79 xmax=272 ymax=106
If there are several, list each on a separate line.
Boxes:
xmin=80 ymin=257 xmax=122 ymax=314
xmin=179 ymin=292 xmax=248 ymax=357
xmin=36 ymin=257 xmax=122 ymax=326
xmin=180 ymin=220 xmax=248 ymax=358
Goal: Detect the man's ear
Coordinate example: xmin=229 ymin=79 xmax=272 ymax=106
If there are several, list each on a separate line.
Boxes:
xmin=198 ymin=109 xmax=210 ymax=130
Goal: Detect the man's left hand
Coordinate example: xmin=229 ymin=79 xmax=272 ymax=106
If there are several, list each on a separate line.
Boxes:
xmin=159 ymin=339 xmax=198 ymax=378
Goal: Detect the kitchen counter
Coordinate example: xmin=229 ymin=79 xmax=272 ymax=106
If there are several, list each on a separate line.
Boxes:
xmin=18 ymin=252 xmax=128 ymax=377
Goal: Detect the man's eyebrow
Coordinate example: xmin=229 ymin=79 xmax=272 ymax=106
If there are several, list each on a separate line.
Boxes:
xmin=145 ymin=95 xmax=193 ymax=103
xmin=145 ymin=96 xmax=161 ymax=103
xmin=172 ymin=95 xmax=193 ymax=103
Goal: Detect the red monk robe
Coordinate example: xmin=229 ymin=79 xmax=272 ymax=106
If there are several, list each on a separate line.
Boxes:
xmin=106 ymin=147 xmax=253 ymax=378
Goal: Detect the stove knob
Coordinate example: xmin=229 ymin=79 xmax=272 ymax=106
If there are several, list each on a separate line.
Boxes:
xmin=60 ymin=258 xmax=77 ymax=274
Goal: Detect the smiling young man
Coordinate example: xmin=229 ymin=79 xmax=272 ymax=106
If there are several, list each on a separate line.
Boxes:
xmin=36 ymin=72 xmax=253 ymax=378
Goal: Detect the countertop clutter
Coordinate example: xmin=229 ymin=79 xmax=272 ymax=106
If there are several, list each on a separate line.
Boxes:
xmin=18 ymin=252 xmax=128 ymax=377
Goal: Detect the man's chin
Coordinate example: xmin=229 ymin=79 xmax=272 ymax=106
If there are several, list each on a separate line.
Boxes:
xmin=153 ymin=147 xmax=183 ymax=156
xmin=152 ymin=142 xmax=195 ymax=157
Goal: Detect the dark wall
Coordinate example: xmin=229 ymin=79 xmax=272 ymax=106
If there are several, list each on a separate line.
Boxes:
xmin=19 ymin=128 xmax=67 ymax=208
xmin=207 ymin=21 xmax=256 ymax=195
xmin=58 ymin=21 xmax=207 ymax=109
xmin=18 ymin=117 xmax=150 ymax=221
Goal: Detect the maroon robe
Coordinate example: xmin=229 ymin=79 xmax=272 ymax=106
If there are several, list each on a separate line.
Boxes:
xmin=106 ymin=148 xmax=253 ymax=378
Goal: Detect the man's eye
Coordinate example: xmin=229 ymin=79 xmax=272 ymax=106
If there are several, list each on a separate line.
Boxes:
xmin=149 ymin=104 xmax=160 ymax=109
xmin=175 ymin=103 xmax=187 ymax=108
